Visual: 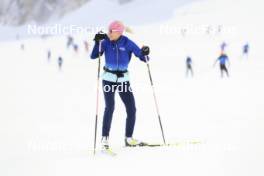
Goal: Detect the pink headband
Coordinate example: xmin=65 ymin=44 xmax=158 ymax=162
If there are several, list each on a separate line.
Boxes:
xmin=108 ymin=21 xmax=125 ymax=34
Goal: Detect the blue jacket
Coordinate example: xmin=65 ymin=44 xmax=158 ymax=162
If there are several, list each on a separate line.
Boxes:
xmin=186 ymin=57 xmax=192 ymax=65
xmin=243 ymin=44 xmax=249 ymax=53
xmin=90 ymin=35 xmax=146 ymax=71
xmin=218 ymin=54 xmax=229 ymax=65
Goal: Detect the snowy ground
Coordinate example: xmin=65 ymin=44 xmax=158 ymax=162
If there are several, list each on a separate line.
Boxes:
xmin=1 ymin=0 xmax=264 ymax=176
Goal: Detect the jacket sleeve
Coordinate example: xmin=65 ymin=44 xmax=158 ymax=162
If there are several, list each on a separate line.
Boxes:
xmin=128 ymin=40 xmax=146 ymax=62
xmin=90 ymin=40 xmax=106 ymax=59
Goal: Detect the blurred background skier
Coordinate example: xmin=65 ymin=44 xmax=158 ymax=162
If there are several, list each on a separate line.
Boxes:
xmin=58 ymin=56 xmax=63 ymax=71
xmin=47 ymin=50 xmax=51 ymax=62
xmin=214 ymin=51 xmax=230 ymax=78
xmin=186 ymin=56 xmax=193 ymax=77
xmin=220 ymin=41 xmax=227 ymax=52
xmin=242 ymin=43 xmax=249 ymax=59
xmin=20 ymin=44 xmax=25 ymax=50
xmin=73 ymin=44 xmax=79 ymax=53
xmin=84 ymin=40 xmax=89 ymax=52
xmin=66 ymin=35 xmax=74 ymax=49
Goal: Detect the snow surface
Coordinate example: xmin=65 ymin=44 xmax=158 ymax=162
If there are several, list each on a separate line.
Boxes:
xmin=0 ymin=0 xmax=264 ymax=176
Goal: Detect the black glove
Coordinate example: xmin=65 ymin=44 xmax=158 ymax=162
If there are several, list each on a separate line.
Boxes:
xmin=141 ymin=46 xmax=150 ymax=56
xmin=94 ymin=32 xmax=107 ymax=42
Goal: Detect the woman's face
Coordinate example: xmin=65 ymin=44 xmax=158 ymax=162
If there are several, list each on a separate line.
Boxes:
xmin=108 ymin=30 xmax=122 ymax=41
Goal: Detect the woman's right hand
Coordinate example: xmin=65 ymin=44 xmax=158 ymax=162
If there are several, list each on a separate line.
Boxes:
xmin=94 ymin=31 xmax=107 ymax=42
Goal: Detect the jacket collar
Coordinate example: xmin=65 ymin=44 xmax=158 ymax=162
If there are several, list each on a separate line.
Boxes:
xmin=110 ymin=35 xmax=125 ymax=44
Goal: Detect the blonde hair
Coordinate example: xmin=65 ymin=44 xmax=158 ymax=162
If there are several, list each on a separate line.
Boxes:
xmin=125 ymin=26 xmax=133 ymax=34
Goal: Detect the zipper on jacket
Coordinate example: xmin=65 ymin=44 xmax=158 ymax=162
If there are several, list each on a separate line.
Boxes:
xmin=115 ymin=43 xmax=119 ymax=82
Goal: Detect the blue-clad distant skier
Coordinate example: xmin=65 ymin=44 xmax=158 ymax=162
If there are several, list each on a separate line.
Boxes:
xmin=214 ymin=52 xmax=230 ymax=78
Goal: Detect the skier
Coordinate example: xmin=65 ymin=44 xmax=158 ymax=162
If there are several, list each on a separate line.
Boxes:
xmin=73 ymin=44 xmax=79 ymax=53
xmin=220 ymin=42 xmax=227 ymax=52
xmin=206 ymin=25 xmax=212 ymax=35
xmin=242 ymin=43 xmax=249 ymax=58
xmin=84 ymin=40 xmax=89 ymax=52
xmin=47 ymin=50 xmax=51 ymax=62
xmin=66 ymin=35 xmax=74 ymax=49
xmin=217 ymin=25 xmax=223 ymax=34
xmin=214 ymin=52 xmax=230 ymax=78
xmin=20 ymin=44 xmax=25 ymax=50
xmin=58 ymin=56 xmax=63 ymax=70
xmin=91 ymin=21 xmax=150 ymax=151
xmin=181 ymin=28 xmax=187 ymax=37
xmin=186 ymin=56 xmax=193 ymax=77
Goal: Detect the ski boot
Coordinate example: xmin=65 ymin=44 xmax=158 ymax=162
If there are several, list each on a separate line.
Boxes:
xmin=125 ymin=137 xmax=148 ymax=147
xmin=101 ymin=136 xmax=116 ymax=156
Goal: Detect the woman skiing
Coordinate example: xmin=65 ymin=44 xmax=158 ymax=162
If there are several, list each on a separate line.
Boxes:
xmin=91 ymin=21 xmax=150 ymax=151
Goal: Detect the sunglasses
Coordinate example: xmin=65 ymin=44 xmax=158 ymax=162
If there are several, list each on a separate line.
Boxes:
xmin=108 ymin=29 xmax=121 ymax=34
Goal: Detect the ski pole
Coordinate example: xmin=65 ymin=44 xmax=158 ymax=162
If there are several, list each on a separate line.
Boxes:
xmin=93 ymin=41 xmax=102 ymax=155
xmin=145 ymin=56 xmax=166 ymax=145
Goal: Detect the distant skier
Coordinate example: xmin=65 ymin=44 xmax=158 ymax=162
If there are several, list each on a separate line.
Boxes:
xmin=20 ymin=44 xmax=25 ymax=50
xmin=58 ymin=56 xmax=63 ymax=70
xmin=217 ymin=25 xmax=223 ymax=34
xmin=84 ymin=40 xmax=89 ymax=52
xmin=73 ymin=44 xmax=79 ymax=53
xmin=47 ymin=50 xmax=51 ymax=62
xmin=220 ymin=42 xmax=227 ymax=52
xmin=214 ymin=52 xmax=230 ymax=78
xmin=206 ymin=25 xmax=212 ymax=35
xmin=186 ymin=56 xmax=193 ymax=77
xmin=242 ymin=43 xmax=249 ymax=58
xmin=91 ymin=21 xmax=150 ymax=151
xmin=181 ymin=28 xmax=187 ymax=37
xmin=66 ymin=36 xmax=74 ymax=49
